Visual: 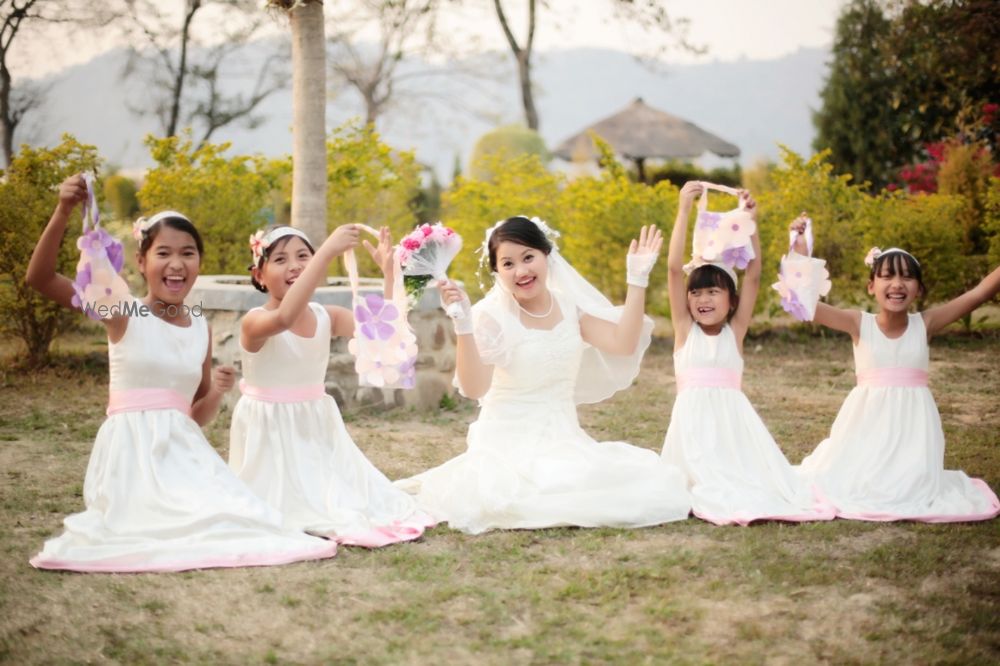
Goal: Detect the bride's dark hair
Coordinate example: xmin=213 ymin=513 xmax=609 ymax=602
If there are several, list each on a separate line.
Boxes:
xmin=487 ymin=216 xmax=553 ymax=272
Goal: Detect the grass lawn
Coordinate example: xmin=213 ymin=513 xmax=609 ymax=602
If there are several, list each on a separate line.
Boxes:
xmin=1 ymin=325 xmax=998 ymax=664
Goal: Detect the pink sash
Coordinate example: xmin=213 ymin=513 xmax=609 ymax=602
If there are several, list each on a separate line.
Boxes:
xmin=107 ymin=388 xmax=191 ymax=416
xmin=676 ymin=368 xmax=742 ymax=392
xmin=239 ymin=379 xmax=326 ymax=403
xmin=856 ymin=367 xmax=928 ymax=388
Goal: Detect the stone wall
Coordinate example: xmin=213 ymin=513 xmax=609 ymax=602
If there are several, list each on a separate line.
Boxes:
xmin=188 ymin=276 xmax=458 ymax=412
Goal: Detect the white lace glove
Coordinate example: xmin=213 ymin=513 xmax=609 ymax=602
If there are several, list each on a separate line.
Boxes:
xmin=442 ymin=291 xmax=473 ymax=335
xmin=626 ymin=251 xmax=659 ymax=288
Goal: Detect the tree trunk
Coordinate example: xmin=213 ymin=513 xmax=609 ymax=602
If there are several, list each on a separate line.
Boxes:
xmin=166 ymin=0 xmax=202 ymax=137
xmin=0 ymin=62 xmax=13 ymax=167
xmin=290 ymin=0 xmax=327 ymax=243
xmin=516 ymin=52 xmax=538 ymax=131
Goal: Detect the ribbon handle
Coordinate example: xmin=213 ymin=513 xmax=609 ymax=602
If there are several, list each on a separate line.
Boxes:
xmin=81 ymin=172 xmax=100 ymax=233
xmin=698 ymin=181 xmax=746 ymax=213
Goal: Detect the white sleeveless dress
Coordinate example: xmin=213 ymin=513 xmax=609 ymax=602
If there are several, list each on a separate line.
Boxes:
xmin=229 ymin=303 xmax=433 ymax=546
xmin=30 ymin=302 xmax=337 ymax=572
xmin=662 ymin=323 xmax=834 ymax=525
xmin=396 ymin=298 xmax=691 ymax=534
xmin=799 ymin=312 xmax=1000 ymax=521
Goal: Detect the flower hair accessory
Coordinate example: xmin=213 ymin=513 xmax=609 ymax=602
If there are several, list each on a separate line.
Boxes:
xmin=248 ymin=226 xmax=313 ymax=267
xmin=864 ymin=246 xmax=920 ymax=269
xmin=132 ymin=210 xmax=191 ymax=243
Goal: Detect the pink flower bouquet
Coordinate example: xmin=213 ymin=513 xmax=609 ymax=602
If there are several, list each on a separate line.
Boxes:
xmin=396 ymin=222 xmax=464 ymax=318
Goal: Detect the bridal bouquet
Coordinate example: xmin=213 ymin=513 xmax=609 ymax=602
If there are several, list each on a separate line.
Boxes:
xmin=396 ymin=222 xmax=464 ymax=318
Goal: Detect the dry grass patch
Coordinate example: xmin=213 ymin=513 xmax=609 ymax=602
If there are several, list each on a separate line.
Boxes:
xmin=1 ymin=328 xmax=999 ymax=663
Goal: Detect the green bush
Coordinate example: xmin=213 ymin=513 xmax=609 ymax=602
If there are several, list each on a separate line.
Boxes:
xmin=139 ymin=133 xmax=284 ymax=275
xmin=467 ymin=125 xmax=549 ymax=183
xmin=444 ymin=152 xmax=563 ymax=299
xmin=326 ymin=122 xmax=421 ymax=274
xmin=0 ymin=136 xmax=101 ymax=366
xmin=985 ymin=177 xmax=1000 ymax=267
xmin=445 ymin=139 xmax=676 ymax=314
xmin=103 ymin=173 xmax=140 ymax=221
xmin=647 ymin=160 xmax=741 ymax=189
xmin=756 ymin=147 xmax=973 ymax=310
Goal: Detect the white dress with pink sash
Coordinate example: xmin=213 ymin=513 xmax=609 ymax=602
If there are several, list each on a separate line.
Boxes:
xmin=800 ymin=312 xmax=1000 ymax=521
xmin=661 ymin=323 xmax=835 ymax=525
xmin=30 ymin=301 xmax=337 ymax=573
xmin=229 ymin=303 xmax=433 ymax=547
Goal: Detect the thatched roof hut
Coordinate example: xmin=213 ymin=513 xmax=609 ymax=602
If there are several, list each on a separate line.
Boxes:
xmin=553 ymin=98 xmax=740 ymax=181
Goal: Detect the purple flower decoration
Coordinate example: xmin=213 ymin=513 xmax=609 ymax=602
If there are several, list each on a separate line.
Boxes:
xmin=398 ymin=356 xmax=417 ymax=388
xmin=355 ymin=293 xmax=399 ymax=340
xmin=780 ymin=291 xmax=810 ymax=322
xmin=697 ymin=212 xmax=721 ymax=231
xmin=106 ymin=239 xmax=124 ymax=273
xmin=721 ymin=246 xmax=753 ymax=270
xmin=71 ymin=263 xmax=92 ymax=310
xmin=76 ymin=228 xmax=125 ymax=273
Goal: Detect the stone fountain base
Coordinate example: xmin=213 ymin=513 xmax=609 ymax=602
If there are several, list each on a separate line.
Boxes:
xmin=188 ymin=275 xmax=459 ymax=412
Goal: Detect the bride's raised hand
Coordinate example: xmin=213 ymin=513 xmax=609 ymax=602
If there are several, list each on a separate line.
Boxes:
xmin=626 ymin=225 xmax=663 ymax=288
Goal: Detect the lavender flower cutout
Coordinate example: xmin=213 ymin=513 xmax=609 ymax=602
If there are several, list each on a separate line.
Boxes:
xmin=697 ymin=212 xmax=722 ymax=231
xmin=780 ymin=289 xmax=810 ymax=322
xmin=355 ymin=293 xmax=399 ymax=341
xmin=721 ymin=246 xmax=753 ymax=270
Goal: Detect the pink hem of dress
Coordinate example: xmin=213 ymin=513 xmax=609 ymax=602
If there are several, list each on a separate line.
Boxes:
xmin=29 ymin=542 xmax=337 ymax=573
xmin=329 ymin=512 xmax=437 ymax=548
xmin=834 ymin=478 xmax=1000 ymax=523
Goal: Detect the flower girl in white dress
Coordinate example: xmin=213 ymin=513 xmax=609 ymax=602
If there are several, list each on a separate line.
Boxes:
xmin=799 ymin=245 xmax=1000 ymax=521
xmin=26 ymin=174 xmax=337 ymax=572
xmin=230 ymin=225 xmax=433 ymax=546
xmin=661 ymin=181 xmax=834 ymax=525
xmin=396 ymin=216 xmax=691 ymax=534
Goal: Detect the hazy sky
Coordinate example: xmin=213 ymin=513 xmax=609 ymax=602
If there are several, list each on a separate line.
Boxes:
xmin=16 ymin=0 xmax=845 ymax=80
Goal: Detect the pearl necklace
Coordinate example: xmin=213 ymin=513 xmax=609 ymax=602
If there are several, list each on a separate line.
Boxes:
xmin=518 ymin=291 xmax=554 ymax=319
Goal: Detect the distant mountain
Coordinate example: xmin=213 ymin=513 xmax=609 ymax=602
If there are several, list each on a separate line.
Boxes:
xmin=27 ymin=43 xmax=830 ymax=181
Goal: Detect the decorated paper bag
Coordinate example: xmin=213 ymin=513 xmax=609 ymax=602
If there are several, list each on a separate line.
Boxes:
xmin=345 ymin=225 xmax=418 ymax=389
xmin=771 ymin=214 xmax=831 ymax=321
xmin=70 ymin=172 xmax=130 ymax=320
xmin=686 ymin=181 xmax=756 ymax=272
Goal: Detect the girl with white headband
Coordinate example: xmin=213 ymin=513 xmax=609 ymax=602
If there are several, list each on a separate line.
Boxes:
xmin=396 ymin=215 xmax=691 ymax=533
xmin=798 ymin=241 xmax=1000 ymax=521
xmin=660 ymin=181 xmax=835 ymax=525
xmin=25 ymin=174 xmax=337 ymax=572
xmin=229 ymin=224 xmax=433 ymax=547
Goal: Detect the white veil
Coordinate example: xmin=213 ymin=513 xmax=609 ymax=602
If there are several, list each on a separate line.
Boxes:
xmin=469 ymin=220 xmax=653 ymax=405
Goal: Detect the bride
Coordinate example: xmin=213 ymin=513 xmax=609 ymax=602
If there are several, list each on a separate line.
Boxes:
xmin=396 ymin=216 xmax=691 ymax=533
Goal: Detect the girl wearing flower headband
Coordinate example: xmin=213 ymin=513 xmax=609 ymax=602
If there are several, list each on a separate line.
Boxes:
xmin=798 ymin=244 xmax=1000 ymax=522
xmin=660 ymin=181 xmax=835 ymax=525
xmin=395 ymin=215 xmax=691 ymax=533
xmin=229 ymin=224 xmax=433 ymax=546
xmin=25 ymin=174 xmax=337 ymax=572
